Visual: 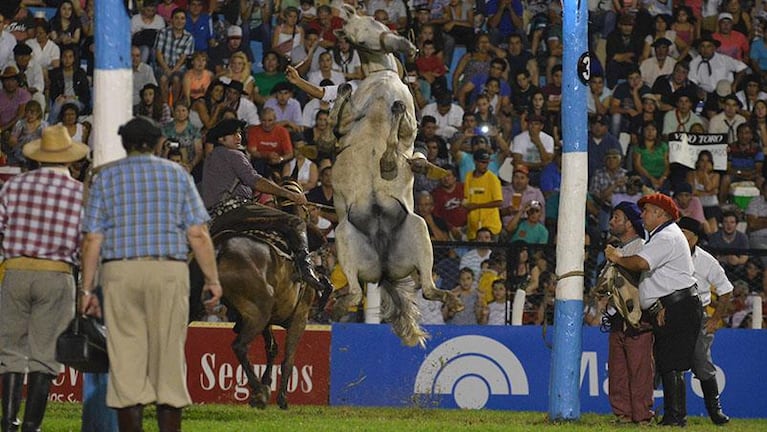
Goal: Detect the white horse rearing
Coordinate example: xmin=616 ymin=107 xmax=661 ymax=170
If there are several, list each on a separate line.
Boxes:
xmin=331 ymin=6 xmax=462 ymax=346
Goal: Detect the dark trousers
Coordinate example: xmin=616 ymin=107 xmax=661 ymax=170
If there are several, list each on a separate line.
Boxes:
xmin=653 ymin=295 xmax=703 ymax=374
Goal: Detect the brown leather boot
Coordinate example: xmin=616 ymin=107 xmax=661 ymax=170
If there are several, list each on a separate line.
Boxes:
xmin=117 ymin=405 xmax=144 ymax=432
xmin=156 ymin=405 xmax=181 ymax=432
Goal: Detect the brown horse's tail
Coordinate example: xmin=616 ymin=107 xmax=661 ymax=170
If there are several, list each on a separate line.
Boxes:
xmin=379 ymin=277 xmax=428 ymax=348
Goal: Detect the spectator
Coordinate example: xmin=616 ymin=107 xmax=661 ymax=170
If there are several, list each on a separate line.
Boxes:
xmin=208 ymin=25 xmax=253 ymax=75
xmin=629 ymin=93 xmax=664 ymax=145
xmin=272 ymin=7 xmax=304 ymax=61
xmin=511 ymin=113 xmax=554 ymax=181
xmin=264 ymin=81 xmax=303 ymax=134
xmin=505 ymin=199 xmax=549 ymax=245
xmin=642 ymin=14 xmax=686 ymax=62
xmin=736 ymin=75 xmax=767 ymax=119
xmin=451 ymin=33 xmax=495 ymax=99
xmin=688 ymin=34 xmax=747 ymax=97
xmin=252 ymin=51 xmax=285 ymax=107
xmin=448 ymin=266 xmax=482 ymax=325
xmin=26 ymin=20 xmax=60 ymax=74
xmin=185 ymin=0 xmax=214 ymax=52
xmin=306 ymin=5 xmax=343 ymax=50
xmin=503 ymin=33 xmax=537 ymax=87
xmin=708 ymin=94 xmax=746 ymax=145
xmin=605 ymin=14 xmax=644 ymax=89
xmin=328 ymin=37 xmax=363 ymax=84
xmin=304 ymin=108 xmax=335 ymax=159
xmin=652 ymin=61 xmax=699 ymax=113
xmin=421 ymin=92 xmax=465 ymax=139
xmin=459 ymin=227 xmax=494 ymax=277
xmin=50 ymin=0 xmax=82 ymax=47
xmin=57 ymin=102 xmax=90 ymax=146
xmin=713 ymin=13 xmax=749 ymax=62
xmin=473 ymin=93 xmax=500 ymax=132
xmin=499 ymin=164 xmax=546 ymax=226
xmin=662 ymin=87 xmax=704 ymax=136
xmin=245 ymin=0 xmax=273 ymax=52
xmin=750 ymin=19 xmax=767 ymax=79
xmin=415 ymin=39 xmax=448 ymax=95
xmin=282 ymin=139 xmax=319 ymax=191
xmin=306 ymin=165 xmax=337 ymax=225
xmin=162 ymin=101 xmax=203 ymax=175
xmin=183 ymin=51 xmax=214 ymax=104
xmin=0 ymin=66 xmax=30 ymax=133
xmin=686 ymin=150 xmax=721 ymax=233
xmin=708 ymin=210 xmax=749 ymax=281
xmin=640 ymin=37 xmax=676 ymax=89
xmin=588 ymin=73 xmax=613 ymax=116
xmin=417 ymin=271 xmax=449 ymax=325
xmin=0 ymin=10 xmax=15 ymax=69
xmin=440 ymin=0 xmax=475 ymax=50
xmin=218 ymin=51 xmax=254 ymax=98
xmin=485 ymin=0 xmax=524 ymax=45
xmin=415 ymin=190 xmax=451 ymax=241
xmin=6 ymin=99 xmax=46 ymax=168
xmin=223 ymin=80 xmax=260 ymax=126
xmin=48 ymin=45 xmax=90 ymax=122
xmin=11 ymin=42 xmax=44 ymax=112
xmin=308 ymin=51 xmax=345 ymax=87
xmin=156 ymin=0 xmax=182 ymax=23
xmin=509 ymin=69 xmax=539 ymax=136
xmin=130 ymin=0 xmax=165 ymax=63
xmin=191 ymin=78 xmax=226 ymax=129
xmin=132 ymin=45 xmax=158 ymax=106
xmin=746 ymin=181 xmax=767 ymax=265
xmin=674 ymin=182 xmax=706 ymax=226
xmin=670 ymin=6 xmax=697 ymax=47
xmin=633 ymin=121 xmax=669 ymax=191
xmin=154 ymin=8 xmax=195 ymax=104
xmin=463 ymin=149 xmax=503 ymax=240
xmin=247 ymin=106 xmax=292 ymax=179
xmin=290 ymin=27 xmax=321 ymax=76
xmin=609 ymin=66 xmax=650 ymax=137
xmin=720 ymin=123 xmax=763 ymax=201
xmin=431 ymin=164 xmax=468 ymax=239
xmin=480 ymin=279 xmax=510 ymax=325
xmin=134 ymin=83 xmax=172 ymax=124
xmin=524 ymin=89 xmax=557 ymax=139
xmin=413 ymin=137 xmax=448 ymax=193
xmin=587 ymin=113 xmax=622 ymax=184
xmin=590 ymin=148 xmax=628 ymax=232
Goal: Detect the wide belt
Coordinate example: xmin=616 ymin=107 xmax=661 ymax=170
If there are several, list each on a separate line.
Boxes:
xmin=4 ymin=257 xmax=73 ymax=274
xmin=659 ymin=286 xmax=697 ymax=309
xmin=102 ymin=256 xmax=185 ymax=264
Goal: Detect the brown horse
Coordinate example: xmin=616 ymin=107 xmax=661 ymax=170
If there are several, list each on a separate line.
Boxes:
xmin=189 ymin=186 xmax=317 ymax=409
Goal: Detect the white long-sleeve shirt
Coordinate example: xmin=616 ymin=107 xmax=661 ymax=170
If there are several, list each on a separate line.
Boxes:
xmin=691 ymin=245 xmax=734 ymax=307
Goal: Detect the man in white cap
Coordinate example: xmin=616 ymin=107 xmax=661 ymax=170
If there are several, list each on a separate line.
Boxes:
xmin=0 ymin=124 xmax=88 ymax=432
xmin=713 ymin=12 xmax=750 ymax=62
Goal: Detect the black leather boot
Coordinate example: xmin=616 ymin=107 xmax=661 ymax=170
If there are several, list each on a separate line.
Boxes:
xmin=117 ymin=405 xmax=144 ymax=432
xmin=156 ymin=405 xmax=181 ymax=432
xmin=660 ymin=371 xmax=687 ymax=427
xmin=20 ymin=373 xmax=52 ymax=432
xmin=1 ymin=373 xmax=23 ymax=432
xmin=700 ymin=378 xmax=729 ymax=425
xmin=295 ymin=249 xmax=334 ymax=310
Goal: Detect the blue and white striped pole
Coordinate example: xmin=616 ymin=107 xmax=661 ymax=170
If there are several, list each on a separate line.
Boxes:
xmin=549 ymin=0 xmax=589 ymax=421
xmin=92 ymin=0 xmax=131 ymax=166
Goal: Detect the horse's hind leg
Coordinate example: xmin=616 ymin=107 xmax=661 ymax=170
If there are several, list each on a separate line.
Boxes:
xmin=334 ymin=219 xmax=378 ymax=314
xmin=380 ymin=101 xmax=406 ymax=180
xmin=260 ymin=327 xmax=277 ymax=388
xmin=392 ymin=214 xmax=464 ymax=314
xmin=277 ymin=290 xmax=312 ymax=409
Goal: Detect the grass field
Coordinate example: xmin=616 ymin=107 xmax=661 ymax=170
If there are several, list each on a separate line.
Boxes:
xmin=42 ymin=402 xmax=767 ymax=431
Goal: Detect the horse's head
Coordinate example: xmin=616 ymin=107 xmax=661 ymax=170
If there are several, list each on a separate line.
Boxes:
xmin=335 ymin=4 xmax=416 ymax=59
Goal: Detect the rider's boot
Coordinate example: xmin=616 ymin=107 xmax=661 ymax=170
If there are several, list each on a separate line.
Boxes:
xmin=292 ymin=232 xmax=334 ymax=310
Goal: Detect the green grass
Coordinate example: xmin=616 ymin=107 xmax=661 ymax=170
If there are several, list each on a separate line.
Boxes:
xmin=42 ymin=402 xmax=767 ymax=431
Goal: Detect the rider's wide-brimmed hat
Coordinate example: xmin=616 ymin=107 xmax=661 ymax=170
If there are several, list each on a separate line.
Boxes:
xmin=23 ymin=124 xmax=89 ymax=163
xmin=678 ymin=216 xmax=707 ymax=241
xmin=208 ymin=118 xmax=246 ymax=144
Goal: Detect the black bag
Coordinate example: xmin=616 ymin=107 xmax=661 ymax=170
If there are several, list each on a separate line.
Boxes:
xmin=55 ymin=314 xmax=109 ymax=373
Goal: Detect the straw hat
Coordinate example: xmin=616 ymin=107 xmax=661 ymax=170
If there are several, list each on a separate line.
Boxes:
xmin=23 ymin=124 xmax=89 ymax=163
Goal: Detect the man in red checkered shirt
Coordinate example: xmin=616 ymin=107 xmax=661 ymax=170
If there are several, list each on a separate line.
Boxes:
xmin=0 ymin=124 xmax=88 ymax=432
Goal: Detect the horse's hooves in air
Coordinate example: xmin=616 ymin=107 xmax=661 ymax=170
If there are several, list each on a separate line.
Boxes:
xmin=339 ymin=83 xmax=352 ymax=97
xmin=380 ymin=154 xmax=398 ymax=180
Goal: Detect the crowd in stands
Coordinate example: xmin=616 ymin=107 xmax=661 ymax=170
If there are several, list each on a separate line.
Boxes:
xmin=0 ymin=0 xmax=765 ymax=327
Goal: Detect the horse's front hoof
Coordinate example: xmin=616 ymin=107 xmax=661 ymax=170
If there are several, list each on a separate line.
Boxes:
xmin=391 ymin=100 xmax=406 ymax=115
xmin=380 ymin=154 xmax=398 ymax=180
xmin=278 ymin=393 xmax=288 ymax=410
xmin=249 ymin=387 xmax=270 ymax=409
xmin=338 ymin=83 xmax=352 ymax=97
xmin=446 ymin=292 xmax=464 ymax=314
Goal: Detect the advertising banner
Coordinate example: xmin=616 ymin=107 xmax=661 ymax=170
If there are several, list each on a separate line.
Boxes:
xmin=330 ymin=324 xmax=767 ymax=418
xmin=49 ymin=323 xmax=332 ymax=406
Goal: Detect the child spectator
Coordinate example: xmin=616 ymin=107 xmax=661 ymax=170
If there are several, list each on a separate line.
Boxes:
xmin=447 ymin=267 xmax=482 ymax=325
xmin=480 ymin=279 xmax=510 ymax=325
xmin=415 ymin=39 xmax=448 ymax=94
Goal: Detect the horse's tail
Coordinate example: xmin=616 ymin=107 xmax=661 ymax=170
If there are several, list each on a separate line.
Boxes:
xmin=188 ymin=258 xmax=206 ymax=323
xmin=379 ymin=277 xmax=428 ymax=348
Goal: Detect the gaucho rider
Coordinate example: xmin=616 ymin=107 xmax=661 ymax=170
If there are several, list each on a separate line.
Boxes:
xmin=201 ymin=118 xmax=334 ymax=306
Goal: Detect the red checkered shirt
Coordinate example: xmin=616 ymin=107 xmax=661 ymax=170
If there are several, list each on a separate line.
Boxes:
xmin=0 ymin=168 xmax=84 ymax=265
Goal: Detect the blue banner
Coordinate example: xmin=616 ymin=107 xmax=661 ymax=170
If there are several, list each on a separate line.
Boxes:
xmin=330 ymin=324 xmax=767 ymax=418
